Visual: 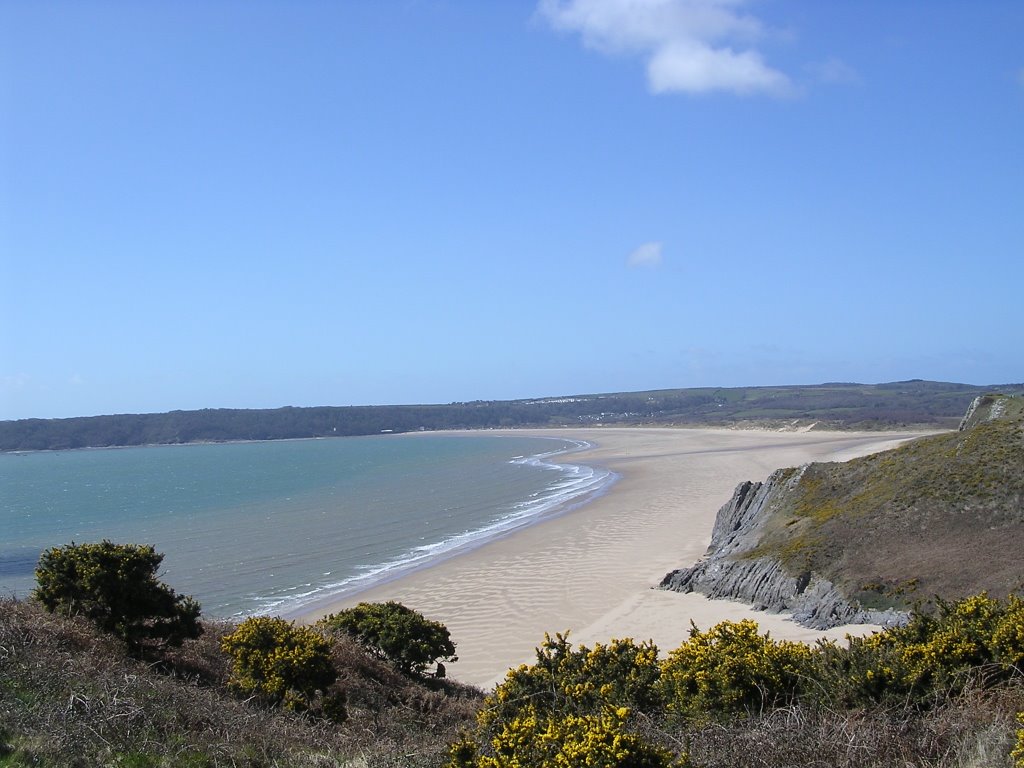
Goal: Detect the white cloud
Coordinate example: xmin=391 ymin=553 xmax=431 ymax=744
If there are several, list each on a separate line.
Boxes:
xmin=537 ymin=0 xmax=793 ymax=97
xmin=627 ymin=241 xmax=663 ymax=268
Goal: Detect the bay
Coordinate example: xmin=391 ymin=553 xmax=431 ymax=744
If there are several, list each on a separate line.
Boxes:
xmin=0 ymin=433 xmax=611 ymax=618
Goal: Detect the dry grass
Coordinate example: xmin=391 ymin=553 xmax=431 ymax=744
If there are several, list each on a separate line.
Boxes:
xmin=632 ymin=684 xmax=1023 ymax=768
xmin=3 ymin=596 xmax=1022 ymax=767
xmin=0 ymin=598 xmax=481 ymax=767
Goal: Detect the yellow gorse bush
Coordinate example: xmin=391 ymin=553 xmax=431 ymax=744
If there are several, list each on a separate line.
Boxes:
xmin=480 ymin=633 xmax=663 ymax=730
xmin=864 ymin=593 xmax=1024 ymax=698
xmin=449 ymin=705 xmax=686 ymax=768
xmin=991 ymin=596 xmax=1024 ymax=670
xmin=660 ymin=619 xmax=812 ymax=721
xmin=456 ymin=633 xmax=676 ymax=767
xmin=449 ymin=595 xmax=1024 ymax=767
xmin=810 ymin=632 xmax=912 ymax=708
xmin=220 ymin=616 xmax=341 ymax=718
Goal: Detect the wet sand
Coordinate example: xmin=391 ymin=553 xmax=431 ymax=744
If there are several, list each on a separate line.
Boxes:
xmin=298 ymin=427 xmax=929 ymax=688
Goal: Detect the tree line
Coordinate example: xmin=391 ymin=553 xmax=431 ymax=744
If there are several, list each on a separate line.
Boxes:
xmin=3 ymin=380 xmax=1022 ymax=451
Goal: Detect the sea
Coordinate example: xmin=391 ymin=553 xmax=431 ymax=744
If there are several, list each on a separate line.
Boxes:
xmin=0 ymin=433 xmax=613 ymax=618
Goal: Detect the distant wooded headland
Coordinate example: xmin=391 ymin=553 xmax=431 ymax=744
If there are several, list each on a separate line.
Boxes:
xmin=3 ymin=380 xmax=1023 ymax=452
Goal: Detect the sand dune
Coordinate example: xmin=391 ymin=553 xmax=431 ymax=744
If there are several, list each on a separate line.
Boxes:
xmin=298 ymin=427 xmax=930 ymax=689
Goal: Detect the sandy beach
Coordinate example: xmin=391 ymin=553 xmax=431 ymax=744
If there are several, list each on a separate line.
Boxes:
xmin=299 ymin=427 xmax=931 ymax=689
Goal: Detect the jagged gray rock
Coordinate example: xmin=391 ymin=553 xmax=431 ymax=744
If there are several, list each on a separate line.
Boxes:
xmin=659 ymin=468 xmax=909 ymax=630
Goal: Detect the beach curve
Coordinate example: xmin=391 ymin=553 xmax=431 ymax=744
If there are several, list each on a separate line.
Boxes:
xmin=297 ymin=427 xmax=932 ymax=688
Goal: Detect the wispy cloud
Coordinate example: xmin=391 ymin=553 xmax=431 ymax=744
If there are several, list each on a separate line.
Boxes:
xmin=537 ymin=0 xmax=793 ymax=97
xmin=809 ymin=56 xmax=862 ymax=86
xmin=627 ymin=241 xmax=663 ymax=268
xmin=1 ymin=373 xmax=31 ymax=392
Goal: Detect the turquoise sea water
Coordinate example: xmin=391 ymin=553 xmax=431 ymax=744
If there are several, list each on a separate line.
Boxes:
xmin=0 ymin=434 xmax=612 ymax=618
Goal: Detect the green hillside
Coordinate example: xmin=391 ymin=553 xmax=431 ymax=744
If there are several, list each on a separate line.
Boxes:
xmin=748 ymin=394 xmax=1024 ymax=611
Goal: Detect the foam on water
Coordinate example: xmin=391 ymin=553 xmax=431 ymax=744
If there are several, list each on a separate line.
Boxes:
xmin=2 ymin=435 xmax=615 ymax=619
xmin=260 ymin=440 xmax=616 ymax=617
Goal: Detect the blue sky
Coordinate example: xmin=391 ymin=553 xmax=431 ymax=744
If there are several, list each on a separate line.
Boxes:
xmin=2 ymin=1 xmax=1022 ymax=420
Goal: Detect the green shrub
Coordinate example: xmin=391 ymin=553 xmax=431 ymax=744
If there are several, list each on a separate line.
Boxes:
xmin=318 ymin=601 xmax=457 ymax=676
xmin=659 ymin=619 xmax=812 ymax=721
xmin=32 ymin=541 xmax=201 ymax=655
xmin=809 ymin=632 xmax=914 ymax=708
xmin=220 ymin=616 xmax=343 ymax=720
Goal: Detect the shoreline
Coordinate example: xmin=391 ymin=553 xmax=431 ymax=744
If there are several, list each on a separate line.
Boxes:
xmin=1 ymin=433 xmax=616 ymax=612
xmin=297 ymin=426 xmax=933 ymax=689
xmin=281 ymin=436 xmax=619 ymax=619
xmin=0 ymin=422 xmax=936 ymax=456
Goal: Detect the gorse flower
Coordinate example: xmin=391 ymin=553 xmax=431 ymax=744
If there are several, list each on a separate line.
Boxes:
xmin=450 ymin=596 xmax=1024 ymax=767
xmin=660 ymin=619 xmax=812 ymax=721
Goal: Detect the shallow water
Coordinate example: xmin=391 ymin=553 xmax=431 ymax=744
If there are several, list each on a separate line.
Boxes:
xmin=0 ymin=433 xmax=611 ymax=617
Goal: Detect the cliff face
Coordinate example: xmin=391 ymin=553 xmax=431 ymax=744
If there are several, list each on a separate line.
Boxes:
xmin=660 ymin=394 xmax=1023 ymax=630
xmin=659 ymin=470 xmax=909 ymax=629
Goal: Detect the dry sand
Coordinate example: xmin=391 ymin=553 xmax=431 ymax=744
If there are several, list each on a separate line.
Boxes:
xmin=298 ymin=427 xmax=930 ymax=689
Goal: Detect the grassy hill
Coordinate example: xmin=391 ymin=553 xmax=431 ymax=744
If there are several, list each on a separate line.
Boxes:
xmin=745 ymin=394 xmax=1024 ymax=612
xmin=0 ymin=598 xmax=482 ymax=767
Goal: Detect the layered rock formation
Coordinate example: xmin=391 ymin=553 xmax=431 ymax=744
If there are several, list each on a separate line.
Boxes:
xmin=660 ymin=394 xmax=1023 ymax=630
xmin=659 ymin=470 xmax=909 ymax=629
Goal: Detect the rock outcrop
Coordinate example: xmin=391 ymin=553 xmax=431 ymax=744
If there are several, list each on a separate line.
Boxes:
xmin=958 ymin=394 xmax=1008 ymax=431
xmin=659 ymin=468 xmax=909 ymax=630
xmin=660 ymin=394 xmax=1023 ymax=628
